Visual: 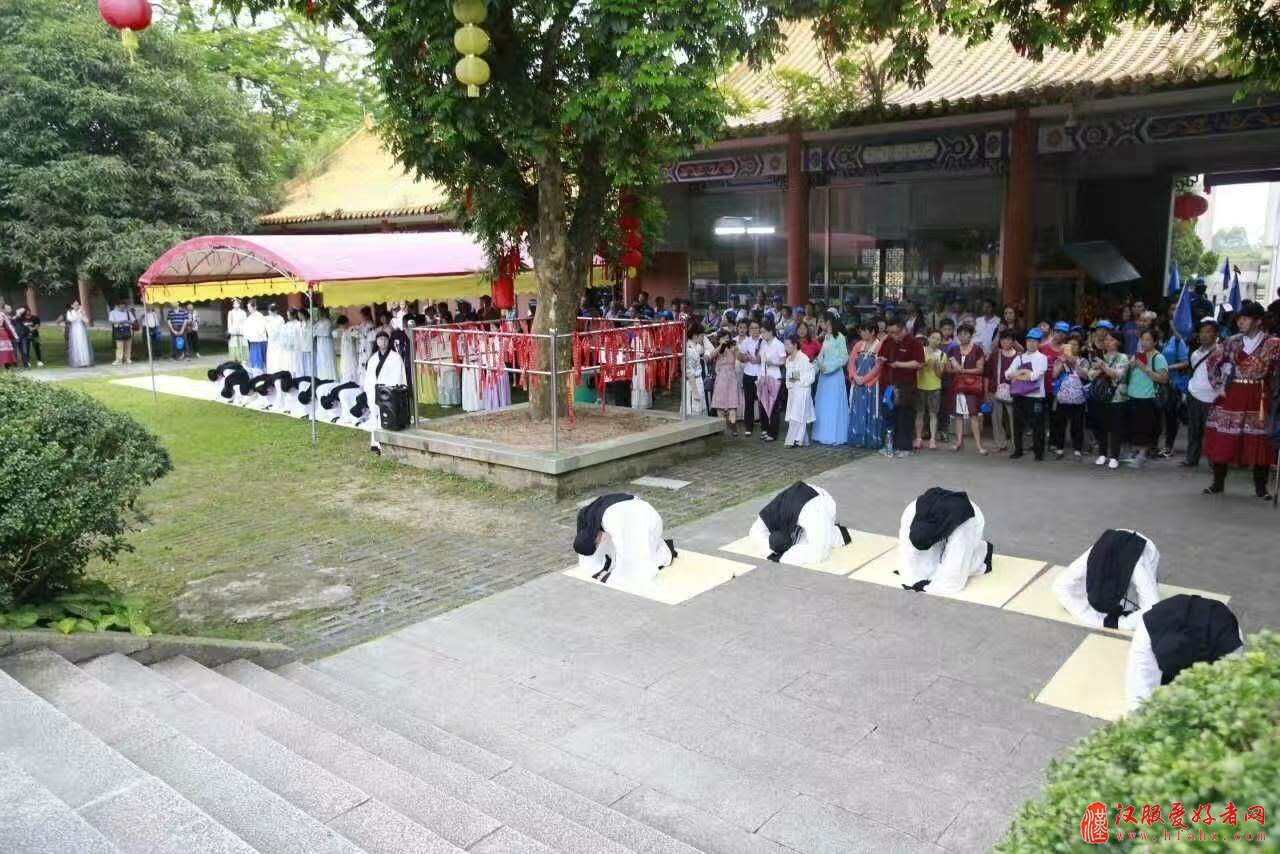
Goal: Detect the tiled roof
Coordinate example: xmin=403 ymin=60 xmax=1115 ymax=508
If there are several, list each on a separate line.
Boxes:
xmin=260 ymin=121 xmax=452 ymax=226
xmin=724 ymin=21 xmax=1231 ymax=134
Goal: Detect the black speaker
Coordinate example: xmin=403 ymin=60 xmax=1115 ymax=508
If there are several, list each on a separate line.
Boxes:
xmin=376 ymin=384 xmax=410 ymax=431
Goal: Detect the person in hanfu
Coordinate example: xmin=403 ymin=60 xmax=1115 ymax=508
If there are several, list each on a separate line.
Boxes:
xmin=1203 ymin=300 xmax=1280 ymax=499
xmin=312 ymin=307 xmax=336 ymax=381
xmin=709 ymin=329 xmax=742 ymax=435
xmin=226 ymin=298 xmax=248 ymax=364
xmin=847 ymin=322 xmax=884 ymax=449
xmin=264 ymin=304 xmax=287 ymax=374
xmin=811 ymin=313 xmax=849 ymax=445
xmin=363 ymin=329 xmax=407 ymax=456
xmin=749 ymin=481 xmax=849 ymax=565
xmin=897 ymin=488 xmax=993 ymax=594
xmin=755 ymin=318 xmax=787 ymax=442
xmin=242 ymin=300 xmax=268 ymax=376
xmin=684 ymin=320 xmax=709 ymax=416
xmin=782 ymin=335 xmax=815 ymax=447
xmin=1053 ymin=530 xmax=1160 ymax=631
xmin=283 ymin=308 xmax=305 ymax=377
xmin=1127 ymin=594 xmax=1243 ymax=711
xmin=573 ymin=494 xmax=676 ymax=586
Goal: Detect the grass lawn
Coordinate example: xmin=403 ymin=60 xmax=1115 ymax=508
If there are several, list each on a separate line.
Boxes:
xmin=70 ymin=375 xmax=531 ymax=644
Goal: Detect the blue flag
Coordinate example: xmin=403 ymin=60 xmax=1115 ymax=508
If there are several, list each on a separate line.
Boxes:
xmin=1229 ymin=271 xmax=1242 ymax=313
xmin=1166 ymin=261 xmax=1181 ymax=298
xmin=1173 ymin=282 xmax=1194 ymax=341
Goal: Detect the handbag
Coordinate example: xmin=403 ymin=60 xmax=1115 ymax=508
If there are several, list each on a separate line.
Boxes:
xmin=995 ymin=382 xmax=1013 ymax=403
xmin=954 ymin=372 xmax=984 ymax=395
xmin=1008 ymin=356 xmax=1040 ymax=397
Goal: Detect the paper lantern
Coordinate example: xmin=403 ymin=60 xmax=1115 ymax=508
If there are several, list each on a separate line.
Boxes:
xmin=618 ymin=214 xmax=641 ymax=232
xmin=621 ymin=231 xmax=643 ymax=251
xmin=1173 ymin=192 xmax=1208 ymax=220
xmin=452 ymin=0 xmax=487 ymax=24
xmin=454 ymin=23 xmax=490 ymax=56
xmin=620 ymin=249 xmax=643 ymax=268
xmin=492 ymin=276 xmax=515 ymax=310
xmin=99 ymin=0 xmax=151 ymax=30
xmin=455 ymin=55 xmax=491 ymax=97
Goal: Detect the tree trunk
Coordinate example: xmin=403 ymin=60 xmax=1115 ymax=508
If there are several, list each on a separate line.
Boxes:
xmin=528 ymin=160 xmax=588 ymax=421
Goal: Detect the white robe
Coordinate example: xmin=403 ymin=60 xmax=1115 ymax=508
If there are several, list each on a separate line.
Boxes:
xmin=577 ymin=498 xmax=673 ymax=588
xmin=1053 ymin=531 xmax=1160 ymax=632
xmin=66 ymin=308 xmax=94 ymax=367
xmin=363 ymin=348 xmax=407 ymax=434
xmin=1126 ymin=619 xmax=1244 ymax=712
xmin=283 ymin=319 xmax=304 ymax=377
xmin=337 ymin=327 xmax=361 ymax=383
xmin=748 ymin=485 xmax=841 ymax=566
xmin=784 ymin=352 xmax=816 ymax=446
xmin=685 ymin=340 xmax=707 ymax=416
xmin=897 ymin=499 xmax=989 ymax=594
xmin=336 ymin=384 xmax=368 ymax=426
xmin=264 ymin=313 xmax=286 ymax=373
xmin=313 ymin=319 xmax=337 ymax=381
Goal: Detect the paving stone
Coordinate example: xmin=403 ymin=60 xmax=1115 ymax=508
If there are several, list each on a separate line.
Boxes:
xmin=611 ymin=787 xmax=793 ymax=854
xmin=0 ymin=754 xmax=117 ymax=854
xmin=758 ymin=794 xmax=947 ymax=853
xmin=468 ymin=826 xmax=556 ymax=854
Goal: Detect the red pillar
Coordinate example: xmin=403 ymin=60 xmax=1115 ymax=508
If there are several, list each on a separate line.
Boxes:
xmin=1000 ymin=109 xmax=1036 ymax=314
xmin=786 ymin=130 xmax=810 ymax=308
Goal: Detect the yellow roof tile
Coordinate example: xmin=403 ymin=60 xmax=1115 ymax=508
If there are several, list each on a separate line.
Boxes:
xmin=724 ymin=21 xmax=1228 ymax=130
xmin=260 ymin=123 xmax=451 ymax=226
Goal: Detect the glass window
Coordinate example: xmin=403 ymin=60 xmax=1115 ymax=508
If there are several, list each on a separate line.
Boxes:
xmin=687 ymin=188 xmax=787 ymax=309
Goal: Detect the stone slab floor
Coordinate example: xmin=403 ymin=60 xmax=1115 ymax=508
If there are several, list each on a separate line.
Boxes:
xmin=320 ymin=450 xmax=1278 ymax=852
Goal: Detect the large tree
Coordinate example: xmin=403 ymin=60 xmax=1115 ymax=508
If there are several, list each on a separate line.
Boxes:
xmin=233 ymin=0 xmax=788 ymax=416
xmin=0 ymin=0 xmax=276 ymax=296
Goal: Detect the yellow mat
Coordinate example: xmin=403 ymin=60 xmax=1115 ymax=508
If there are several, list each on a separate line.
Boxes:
xmin=1035 ymin=634 xmax=1131 ymax=721
xmin=1002 ymin=565 xmax=1232 ymax=635
xmin=720 ymin=530 xmax=897 ymax=576
xmin=562 ymin=550 xmax=755 ymax=605
xmin=849 ymin=548 xmax=1046 ymax=608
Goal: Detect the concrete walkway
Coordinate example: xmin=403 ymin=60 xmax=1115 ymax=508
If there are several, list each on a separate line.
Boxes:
xmin=319 ymin=448 xmax=1280 ymax=852
xmin=24 ymin=353 xmax=226 ymax=383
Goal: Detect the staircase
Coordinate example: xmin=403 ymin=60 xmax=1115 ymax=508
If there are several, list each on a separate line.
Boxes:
xmin=0 ymin=647 xmax=705 ymax=854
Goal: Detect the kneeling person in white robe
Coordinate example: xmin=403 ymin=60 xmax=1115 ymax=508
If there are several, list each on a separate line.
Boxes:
xmin=574 ymin=494 xmax=675 ymax=587
xmin=750 ymin=481 xmax=849 ymax=565
xmin=1127 ymin=594 xmax=1243 ymax=711
xmin=1053 ymin=529 xmax=1160 ymax=631
xmin=364 ymin=330 xmax=406 ymax=455
xmin=898 ymin=488 xmax=993 ymax=593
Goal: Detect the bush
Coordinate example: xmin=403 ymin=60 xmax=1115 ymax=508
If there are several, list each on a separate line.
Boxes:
xmin=998 ymin=631 xmax=1279 ymax=852
xmin=0 ymin=374 xmax=171 ymax=609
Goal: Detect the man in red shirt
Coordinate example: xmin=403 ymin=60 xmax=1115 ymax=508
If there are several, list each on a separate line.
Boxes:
xmin=880 ymin=317 xmax=925 ymax=456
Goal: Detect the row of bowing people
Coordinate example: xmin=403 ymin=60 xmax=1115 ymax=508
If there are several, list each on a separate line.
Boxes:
xmin=575 ymin=482 xmax=1244 ymax=714
xmin=208 ymin=361 xmax=376 ymax=426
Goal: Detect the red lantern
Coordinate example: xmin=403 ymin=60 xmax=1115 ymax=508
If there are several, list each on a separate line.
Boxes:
xmin=1173 ymin=193 xmax=1208 ymax=220
xmin=99 ymin=0 xmax=151 ymax=30
xmin=619 ymin=249 xmax=643 ymax=268
xmin=621 ymin=231 xmax=643 ymax=251
xmin=618 ymin=214 xmax=641 ymax=232
xmin=492 ymin=276 xmax=515 ymax=310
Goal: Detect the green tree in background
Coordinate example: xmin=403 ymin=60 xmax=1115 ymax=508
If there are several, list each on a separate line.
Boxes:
xmin=1171 ymin=220 xmax=1221 ymax=277
xmin=162 ymin=0 xmax=378 ymax=179
xmin=0 ymin=0 xmax=276 ymax=296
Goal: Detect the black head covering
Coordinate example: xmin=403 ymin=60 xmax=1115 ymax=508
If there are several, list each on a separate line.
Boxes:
xmin=1085 ymin=530 xmax=1147 ymax=628
xmin=219 ymin=367 xmax=251 ymax=399
xmin=1143 ymin=595 xmax=1242 ymax=686
xmin=908 ymin=488 xmax=974 ymax=551
xmin=207 ymin=360 xmax=243 ymax=382
xmin=757 ymin=482 xmax=819 ymax=560
xmin=321 ymin=381 xmax=359 ymax=409
xmin=573 ymin=494 xmax=634 ymax=556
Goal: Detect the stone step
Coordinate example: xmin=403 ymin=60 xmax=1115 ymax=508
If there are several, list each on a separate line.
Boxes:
xmin=0 ymin=753 xmax=119 ymax=854
xmin=151 ymin=655 xmax=539 ymax=852
xmin=0 ymin=667 xmax=253 ymax=854
xmin=309 ymin=653 xmax=638 ymax=806
xmin=0 ymin=649 xmax=359 ymax=854
xmin=81 ymin=652 xmax=460 ymax=854
xmin=224 ymin=658 xmax=680 ymax=854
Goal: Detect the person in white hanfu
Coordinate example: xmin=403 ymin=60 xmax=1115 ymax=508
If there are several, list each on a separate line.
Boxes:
xmin=363 ymin=329 xmax=406 ymax=455
xmin=1053 ymin=529 xmax=1160 ymax=631
xmin=64 ymin=301 xmax=94 ymax=368
xmin=283 ymin=309 xmax=304 ymax=376
xmin=782 ymin=335 xmax=816 ymax=447
xmin=264 ymin=304 xmax=286 ymax=374
xmin=334 ymin=315 xmax=359 ymax=383
xmin=897 ymin=488 xmax=993 ymax=594
xmin=574 ymin=494 xmax=675 ymax=587
xmin=749 ymin=481 xmax=848 ymax=565
xmin=1127 ymin=594 xmax=1243 ymax=711
xmin=242 ymin=300 xmax=268 ymax=376
xmin=226 ymin=298 xmax=248 ymax=364
xmin=356 ymin=306 xmax=376 ymax=377
xmin=312 ymin=307 xmax=336 ymax=381
xmin=684 ymin=322 xmax=709 ymax=415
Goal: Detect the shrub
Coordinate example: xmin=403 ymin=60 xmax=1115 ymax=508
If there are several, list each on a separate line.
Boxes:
xmin=998 ymin=631 xmax=1279 ymax=852
xmin=0 ymin=374 xmax=171 ymax=609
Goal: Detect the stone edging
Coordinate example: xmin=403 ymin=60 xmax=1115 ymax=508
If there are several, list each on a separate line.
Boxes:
xmin=0 ymin=628 xmax=294 ymax=669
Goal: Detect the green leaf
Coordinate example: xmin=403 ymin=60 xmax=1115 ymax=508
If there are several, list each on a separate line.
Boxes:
xmin=3 ymin=608 xmax=41 ymax=629
xmin=96 ymin=614 xmax=120 ymax=631
xmin=127 ymin=615 xmax=154 ymax=638
xmin=75 ymin=619 xmax=98 ymax=633
xmin=54 ymin=617 xmax=79 ymax=635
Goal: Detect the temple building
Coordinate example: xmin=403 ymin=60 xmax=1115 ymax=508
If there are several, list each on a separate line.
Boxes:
xmin=648 ymin=22 xmax=1280 ymax=317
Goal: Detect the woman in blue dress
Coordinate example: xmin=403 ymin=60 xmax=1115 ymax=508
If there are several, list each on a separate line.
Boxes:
xmin=848 ymin=323 xmax=885 ymax=448
xmin=810 ymin=313 xmax=850 ymax=445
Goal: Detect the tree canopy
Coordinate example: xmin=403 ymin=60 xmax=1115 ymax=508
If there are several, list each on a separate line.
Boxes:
xmin=0 ymin=0 xmax=277 ymax=295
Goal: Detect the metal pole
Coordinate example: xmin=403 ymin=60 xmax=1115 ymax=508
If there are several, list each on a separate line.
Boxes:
xmin=306 ymin=292 xmax=317 ymax=446
xmin=406 ymin=319 xmax=418 ymax=428
xmin=680 ymin=322 xmax=688 ymax=420
xmin=549 ymin=329 xmax=559 ymax=454
xmin=143 ymin=300 xmax=157 ymax=401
